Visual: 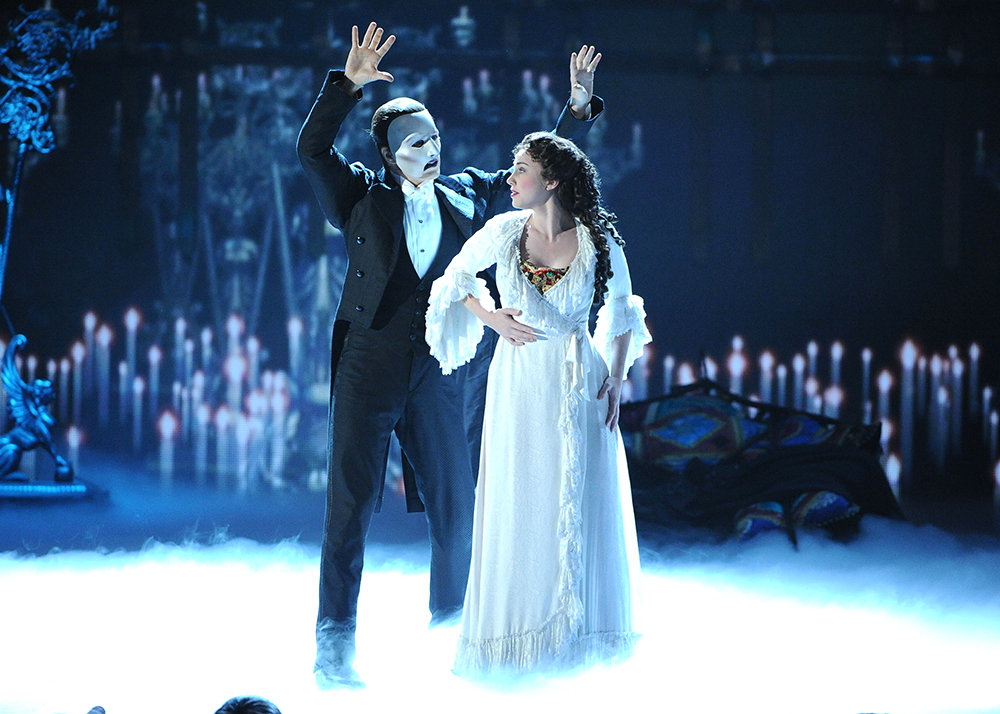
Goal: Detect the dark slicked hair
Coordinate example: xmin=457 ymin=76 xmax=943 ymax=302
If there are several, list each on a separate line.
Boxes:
xmin=214 ymin=696 xmax=282 ymax=714
xmin=513 ymin=131 xmax=625 ymax=305
xmin=370 ymin=96 xmax=428 ymax=155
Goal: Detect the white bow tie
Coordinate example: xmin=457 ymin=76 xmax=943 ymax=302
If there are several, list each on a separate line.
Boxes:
xmin=401 ymin=179 xmax=435 ymax=205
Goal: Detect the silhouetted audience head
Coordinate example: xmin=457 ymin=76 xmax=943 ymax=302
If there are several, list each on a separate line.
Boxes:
xmin=214 ymin=696 xmax=282 ymax=714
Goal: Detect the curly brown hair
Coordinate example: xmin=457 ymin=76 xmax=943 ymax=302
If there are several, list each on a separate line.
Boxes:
xmin=513 ymin=132 xmax=625 ymax=305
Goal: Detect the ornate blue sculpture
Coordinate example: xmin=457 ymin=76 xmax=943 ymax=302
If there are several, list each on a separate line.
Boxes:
xmin=0 ymin=334 xmax=73 ymax=481
xmin=0 ymin=3 xmax=117 ymax=303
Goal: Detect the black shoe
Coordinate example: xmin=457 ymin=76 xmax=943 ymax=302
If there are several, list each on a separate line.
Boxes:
xmin=315 ymin=663 xmax=365 ymax=691
xmin=429 ymin=605 xmax=462 ymax=628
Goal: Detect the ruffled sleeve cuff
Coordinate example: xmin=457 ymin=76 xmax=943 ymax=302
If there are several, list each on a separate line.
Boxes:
xmin=593 ymin=295 xmax=652 ymax=375
xmin=426 ymin=270 xmax=495 ymax=375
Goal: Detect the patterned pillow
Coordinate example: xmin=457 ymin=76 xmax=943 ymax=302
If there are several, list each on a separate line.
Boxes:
xmin=620 ymin=393 xmax=767 ymax=473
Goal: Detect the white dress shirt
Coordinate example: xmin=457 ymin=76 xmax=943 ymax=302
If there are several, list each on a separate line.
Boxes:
xmin=401 ymin=179 xmax=442 ymax=279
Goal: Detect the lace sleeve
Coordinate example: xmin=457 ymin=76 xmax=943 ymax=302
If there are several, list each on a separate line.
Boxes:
xmin=592 ymin=238 xmax=652 ymax=374
xmin=426 ymin=218 xmax=501 ymax=375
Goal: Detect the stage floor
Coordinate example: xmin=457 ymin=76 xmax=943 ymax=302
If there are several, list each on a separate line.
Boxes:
xmin=2 ymin=453 xmax=1000 ymax=714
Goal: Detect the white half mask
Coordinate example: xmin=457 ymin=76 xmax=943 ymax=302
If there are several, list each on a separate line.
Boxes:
xmin=387 ymin=110 xmax=441 ymax=186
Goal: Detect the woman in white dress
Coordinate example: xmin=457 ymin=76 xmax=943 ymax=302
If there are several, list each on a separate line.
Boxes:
xmin=425 ymin=132 xmax=650 ymax=677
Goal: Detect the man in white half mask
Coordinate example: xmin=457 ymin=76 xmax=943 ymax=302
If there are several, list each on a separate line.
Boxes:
xmin=298 ymin=21 xmax=604 ymax=690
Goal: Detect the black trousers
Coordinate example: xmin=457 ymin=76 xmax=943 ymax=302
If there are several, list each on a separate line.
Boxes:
xmin=316 ymin=325 xmax=477 ymax=666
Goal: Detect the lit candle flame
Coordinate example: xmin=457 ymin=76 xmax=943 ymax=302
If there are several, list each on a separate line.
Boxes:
xmin=149 ymin=345 xmax=162 ymax=364
xmin=97 ymin=325 xmax=113 ymax=347
xmin=84 ymin=312 xmax=98 ymax=331
xmin=900 ymin=340 xmax=917 ymax=369
xmin=125 ymin=308 xmax=141 ymax=331
xmin=158 ymin=411 xmax=178 ymax=439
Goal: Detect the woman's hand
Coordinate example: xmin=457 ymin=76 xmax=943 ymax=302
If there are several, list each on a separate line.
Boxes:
xmin=569 ymin=45 xmax=602 ymax=120
xmin=343 ymin=23 xmax=396 ymax=95
xmin=597 ymin=374 xmax=623 ymax=431
xmin=484 ymin=308 xmax=542 ymax=346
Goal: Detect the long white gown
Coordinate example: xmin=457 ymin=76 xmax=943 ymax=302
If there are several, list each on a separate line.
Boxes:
xmin=425 ymin=210 xmax=650 ymax=676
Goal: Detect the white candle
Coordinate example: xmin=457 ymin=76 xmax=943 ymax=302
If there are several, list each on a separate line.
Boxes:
xmin=823 ymin=386 xmax=843 ymax=419
xmin=158 ymin=411 xmax=178 ymax=488
xmin=288 ymin=316 xmax=303 ymax=382
xmin=885 ymin=453 xmax=901 ymax=498
xmin=776 ymin=364 xmax=788 ymax=407
xmin=759 ymin=352 xmax=774 ymax=404
xmin=792 ymin=354 xmax=806 ymax=410
xmin=195 ymin=403 xmax=210 ymax=486
xmin=900 ymin=340 xmax=917 ymax=483
xmin=148 ymin=345 xmax=162 ymax=420
xmin=174 ymin=317 xmax=187 ymax=383
xmin=184 ymin=338 xmax=195 ymax=389
xmin=877 ymin=370 xmax=893 ymax=422
xmin=235 ymin=414 xmax=250 ymax=491
xmin=71 ymin=342 xmax=85 ymax=425
xmin=929 ymin=355 xmax=943 ymax=422
xmin=728 ymin=350 xmax=746 ymax=396
xmin=118 ymin=361 xmax=128 ymax=424
xmin=879 ymin=418 xmax=893 ymax=469
xmin=192 ymin=370 xmax=206 ymax=414
xmin=805 ymin=376 xmax=818 ymax=402
xmin=83 ymin=311 xmax=97 ymax=394
xmin=950 ymin=359 xmax=964 ymax=455
xmin=226 ymin=314 xmax=243 ymax=355
xmin=861 ymin=347 xmax=873 ymax=408
xmin=215 ymin=406 xmax=232 ymax=488
xmin=67 ymin=425 xmax=82 ymax=470
xmin=969 ymin=343 xmax=980 ymax=418
xmin=26 ymin=355 xmax=37 ymax=384
xmin=124 ymin=307 xmax=140 ymax=386
xmin=172 ymin=380 xmax=182 ymax=414
xmin=703 ymin=356 xmax=718 ymax=382
xmin=991 ymin=411 xmax=999 ymax=462
xmin=225 ymin=354 xmax=247 ymax=413
xmin=663 ymin=355 xmax=675 ymax=392
xmin=201 ymin=327 xmax=214 ymax=373
xmin=807 ymin=341 xmax=819 ymax=379
xmin=807 ymin=381 xmax=822 ymax=415
xmin=917 ymin=356 xmax=928 ymax=417
xmin=983 ymin=386 xmax=993 ymax=445
xmin=993 ymin=462 xmax=1000 ymax=526
xmin=933 ymin=387 xmax=950 ymax=470
xmin=247 ymin=336 xmax=261 ymax=392
xmin=181 ymin=387 xmax=191 ymax=444
xmin=830 ymin=341 xmax=843 ymax=387
xmin=132 ymin=376 xmax=145 ymax=453
xmin=59 ymin=357 xmax=71 ymax=425
xmin=96 ymin=325 xmax=113 ymax=428
xmin=269 ymin=389 xmax=288 ymax=485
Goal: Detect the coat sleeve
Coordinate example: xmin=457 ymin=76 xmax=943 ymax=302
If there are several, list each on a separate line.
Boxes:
xmin=592 ymin=237 xmax=652 ymax=375
xmin=296 ymin=70 xmax=376 ymax=232
xmin=425 ymin=216 xmax=505 ymax=374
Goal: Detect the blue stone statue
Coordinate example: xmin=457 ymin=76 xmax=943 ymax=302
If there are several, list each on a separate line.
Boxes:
xmin=0 ymin=334 xmax=73 ymax=482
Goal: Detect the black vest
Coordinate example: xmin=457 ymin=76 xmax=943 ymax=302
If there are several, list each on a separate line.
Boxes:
xmin=369 ymin=200 xmax=461 ymax=355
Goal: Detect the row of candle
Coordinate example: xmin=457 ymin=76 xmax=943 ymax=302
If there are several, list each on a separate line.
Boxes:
xmin=2 ymin=306 xmax=305 ymax=488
